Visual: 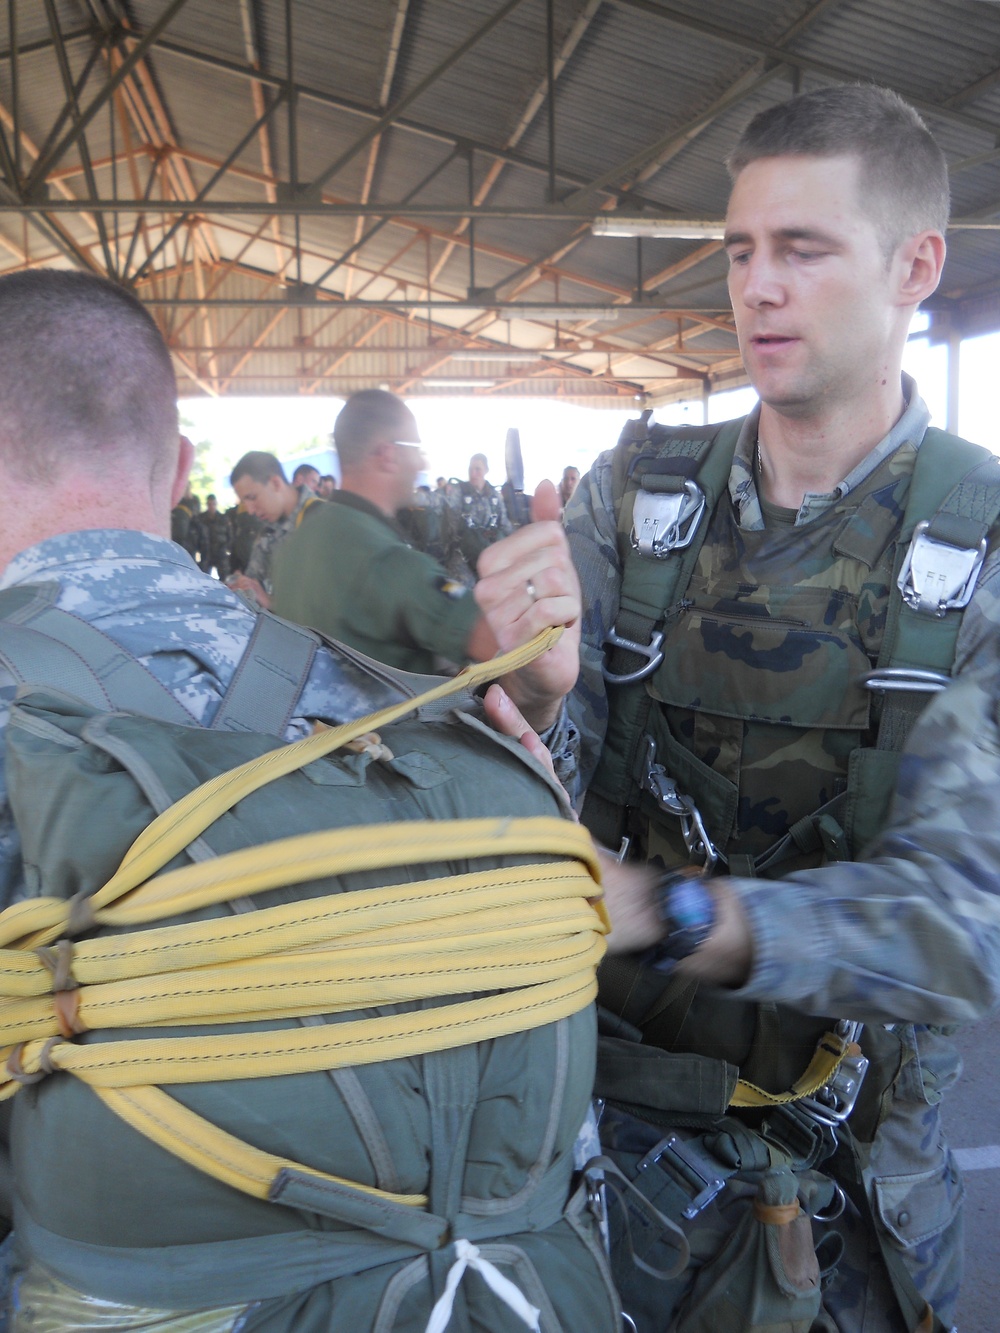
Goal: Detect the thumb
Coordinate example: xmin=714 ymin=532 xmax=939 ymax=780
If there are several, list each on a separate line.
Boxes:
xmin=531 ymin=478 xmax=561 ymax=524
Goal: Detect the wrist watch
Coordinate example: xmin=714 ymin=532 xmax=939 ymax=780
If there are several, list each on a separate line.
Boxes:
xmin=646 ymin=868 xmax=717 ymax=973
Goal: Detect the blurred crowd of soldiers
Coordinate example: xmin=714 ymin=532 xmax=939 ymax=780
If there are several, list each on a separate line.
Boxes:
xmin=174 ymin=443 xmax=581 ymax=595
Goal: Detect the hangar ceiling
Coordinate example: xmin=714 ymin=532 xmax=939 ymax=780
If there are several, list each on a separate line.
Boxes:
xmin=1 ymin=0 xmax=999 ymax=402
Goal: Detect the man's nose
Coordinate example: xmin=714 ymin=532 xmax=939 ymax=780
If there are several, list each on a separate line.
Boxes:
xmin=735 ymin=252 xmax=784 ymax=308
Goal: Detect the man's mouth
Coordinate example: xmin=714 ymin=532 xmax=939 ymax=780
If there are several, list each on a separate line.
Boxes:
xmin=751 ymin=334 xmax=796 ymax=346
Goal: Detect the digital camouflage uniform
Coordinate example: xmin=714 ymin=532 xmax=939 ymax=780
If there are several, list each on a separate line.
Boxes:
xmin=564 ymin=380 xmax=1000 ymax=1330
xmin=244 ymin=484 xmax=322 ymax=594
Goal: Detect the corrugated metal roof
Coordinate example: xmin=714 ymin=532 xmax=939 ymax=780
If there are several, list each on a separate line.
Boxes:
xmin=2 ymin=0 xmax=1000 ymax=402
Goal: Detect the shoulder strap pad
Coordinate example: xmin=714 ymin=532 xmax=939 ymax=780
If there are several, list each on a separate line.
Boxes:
xmin=0 ymin=585 xmax=196 ymax=725
xmin=879 ymin=429 xmax=1000 ymax=677
xmin=210 ymin=611 xmax=319 ymax=736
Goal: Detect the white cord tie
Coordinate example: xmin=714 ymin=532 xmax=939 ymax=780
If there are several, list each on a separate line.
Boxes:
xmin=424 ymin=1238 xmax=542 ymax=1333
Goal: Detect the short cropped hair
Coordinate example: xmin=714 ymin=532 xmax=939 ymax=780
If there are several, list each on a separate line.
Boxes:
xmin=292 ymin=463 xmax=319 ymax=483
xmin=333 ymin=390 xmax=416 ymax=469
xmin=230 ymin=451 xmax=286 ymax=486
xmin=727 ymin=84 xmax=949 ymax=257
xmin=469 ymin=453 xmax=488 ymax=470
xmin=0 ymin=269 xmax=178 ymax=484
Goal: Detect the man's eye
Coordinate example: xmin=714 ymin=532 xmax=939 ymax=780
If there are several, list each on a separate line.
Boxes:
xmin=728 ymin=251 xmax=750 ymax=266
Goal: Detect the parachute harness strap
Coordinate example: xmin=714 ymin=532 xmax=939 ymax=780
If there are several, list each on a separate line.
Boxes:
xmin=0 ymin=629 xmax=610 ymax=1210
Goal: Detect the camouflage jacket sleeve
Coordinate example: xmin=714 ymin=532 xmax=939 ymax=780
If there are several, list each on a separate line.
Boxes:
xmin=562 ymin=449 xmax=621 ymax=792
xmin=730 ymin=547 xmax=1000 ymax=1028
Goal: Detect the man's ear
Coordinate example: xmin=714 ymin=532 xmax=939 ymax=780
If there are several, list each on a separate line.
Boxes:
xmin=895 ymin=230 xmax=946 ymax=307
xmin=169 ymin=434 xmax=194 ymax=508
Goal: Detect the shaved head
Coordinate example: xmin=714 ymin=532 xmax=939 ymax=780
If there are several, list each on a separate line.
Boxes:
xmin=0 ymin=269 xmax=179 ymax=486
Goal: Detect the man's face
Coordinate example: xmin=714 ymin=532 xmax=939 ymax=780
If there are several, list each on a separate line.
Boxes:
xmin=317 ymin=477 xmax=336 ymax=498
xmin=233 ymin=473 xmax=287 ymax=522
xmin=393 ymin=441 xmax=427 ymax=507
xmin=468 ymin=458 xmax=487 ymax=489
xmin=296 ymin=467 xmax=319 ymax=492
xmin=725 ymin=153 xmax=899 ymax=421
xmin=206 ymin=497 xmax=217 ymax=515
xmin=562 ymin=467 xmax=580 ymax=497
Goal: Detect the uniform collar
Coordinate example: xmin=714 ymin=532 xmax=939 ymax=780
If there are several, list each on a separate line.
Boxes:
xmin=729 ymin=374 xmax=930 ymax=530
xmin=1 ymin=529 xmax=197 ymax=590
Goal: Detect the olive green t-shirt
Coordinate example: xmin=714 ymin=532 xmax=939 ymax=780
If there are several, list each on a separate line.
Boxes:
xmin=271 ymin=490 xmax=481 ymax=673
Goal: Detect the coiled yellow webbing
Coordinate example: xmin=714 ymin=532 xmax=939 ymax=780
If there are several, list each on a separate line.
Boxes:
xmin=0 ymin=628 xmax=609 ymax=1207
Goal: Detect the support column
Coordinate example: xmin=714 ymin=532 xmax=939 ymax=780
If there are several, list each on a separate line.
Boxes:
xmin=946 ymin=326 xmax=961 ymax=435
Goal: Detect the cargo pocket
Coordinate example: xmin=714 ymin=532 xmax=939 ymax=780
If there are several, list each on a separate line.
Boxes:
xmin=872 ymin=1154 xmax=964 ymax=1252
xmin=673 ymin=1165 xmax=822 ymax=1333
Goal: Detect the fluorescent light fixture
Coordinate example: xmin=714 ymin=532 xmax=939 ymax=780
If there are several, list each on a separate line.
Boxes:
xmin=423 ymin=378 xmax=496 ymax=388
xmin=496 ymin=306 xmax=621 ymax=321
xmin=591 ymin=217 xmax=726 ymax=240
xmin=449 ymin=350 xmax=542 ymax=361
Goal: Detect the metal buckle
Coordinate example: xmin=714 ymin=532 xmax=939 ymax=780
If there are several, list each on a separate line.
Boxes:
xmin=861 ymin=667 xmax=950 ymax=694
xmin=636 ymin=1133 xmax=726 ymax=1219
xmin=631 ymin=481 xmax=705 ymax=558
xmin=798 ymin=1021 xmax=869 ymax=1127
xmin=640 ymin=736 xmax=719 ymax=871
xmin=897 ymin=520 xmax=986 ymax=618
xmin=601 ymin=625 xmax=664 ymax=685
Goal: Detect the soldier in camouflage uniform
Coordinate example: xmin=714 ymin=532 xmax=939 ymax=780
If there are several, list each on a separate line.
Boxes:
xmin=227 ymin=451 xmax=323 ymax=609
xmin=448 ymin=453 xmax=514 ymax=582
xmin=198 ymin=492 xmax=231 ymax=580
xmin=224 ymin=500 xmax=262 ymax=575
xmin=0 ymin=269 xmax=586 ymax=1327
xmin=568 ymin=85 xmax=999 ymax=1331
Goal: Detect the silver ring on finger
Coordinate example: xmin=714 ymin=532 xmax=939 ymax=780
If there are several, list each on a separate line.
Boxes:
xmin=526 ymin=579 xmax=537 ymax=601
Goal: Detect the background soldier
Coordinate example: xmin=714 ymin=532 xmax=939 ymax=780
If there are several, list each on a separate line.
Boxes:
xmin=227 ymin=452 xmax=323 ymax=608
xmin=450 ymin=452 xmax=513 ymax=580
xmin=197 ymin=493 xmax=231 ymax=580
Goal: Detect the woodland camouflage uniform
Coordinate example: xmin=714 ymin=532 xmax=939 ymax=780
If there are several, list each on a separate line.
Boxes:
xmin=564 ymin=381 xmax=1000 ymax=1330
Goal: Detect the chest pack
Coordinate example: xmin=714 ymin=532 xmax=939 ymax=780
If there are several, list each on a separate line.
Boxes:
xmin=581 ymin=418 xmax=995 ymax=1333
xmin=588 ymin=415 xmax=1000 ymax=872
xmin=0 ymin=597 xmax=617 ymax=1333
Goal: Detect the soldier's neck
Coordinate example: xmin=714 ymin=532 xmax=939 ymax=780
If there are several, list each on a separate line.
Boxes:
xmin=0 ymin=478 xmax=168 ymax=576
xmin=339 ymin=473 xmax=402 ymax=519
xmin=756 ymin=390 xmax=905 ymax=511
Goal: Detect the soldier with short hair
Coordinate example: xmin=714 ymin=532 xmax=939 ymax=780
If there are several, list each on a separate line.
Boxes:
xmin=0 ymin=268 xmax=606 ymax=1331
xmin=568 ymin=83 xmax=1000 ymax=1331
xmin=228 ymin=451 xmax=322 ymax=608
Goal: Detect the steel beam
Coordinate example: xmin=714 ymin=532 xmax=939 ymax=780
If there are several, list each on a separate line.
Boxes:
xmin=0 ymin=26 xmax=97 ymax=64
xmin=27 ymin=0 xmax=192 ymax=191
xmin=133 ymin=296 xmax=724 ymax=313
xmin=607 ymin=0 xmax=1000 ymax=140
xmin=132 ymin=91 xmax=286 ymax=281
xmin=129 ymin=31 xmax=693 ymax=216
xmin=43 ymin=0 xmax=114 ymax=273
xmin=310 ymin=146 xmax=460 ymax=292
xmin=311 ymin=0 xmax=527 ymax=192
xmin=0 ymin=200 xmax=665 ymax=218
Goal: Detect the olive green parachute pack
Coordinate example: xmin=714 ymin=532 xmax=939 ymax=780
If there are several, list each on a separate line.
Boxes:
xmin=582 ymin=417 xmax=1000 ymax=1333
xmin=0 ymin=599 xmax=619 ymax=1333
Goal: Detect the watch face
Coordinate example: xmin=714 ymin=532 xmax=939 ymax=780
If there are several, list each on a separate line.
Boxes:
xmin=653 ymin=874 xmax=716 ymax=965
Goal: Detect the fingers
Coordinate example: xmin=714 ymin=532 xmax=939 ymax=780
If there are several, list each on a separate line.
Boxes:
xmin=481 ymin=683 xmax=559 ymax=781
xmin=530 ymin=478 xmax=561 ymax=524
xmin=475 ymin=521 xmax=580 ymax=652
